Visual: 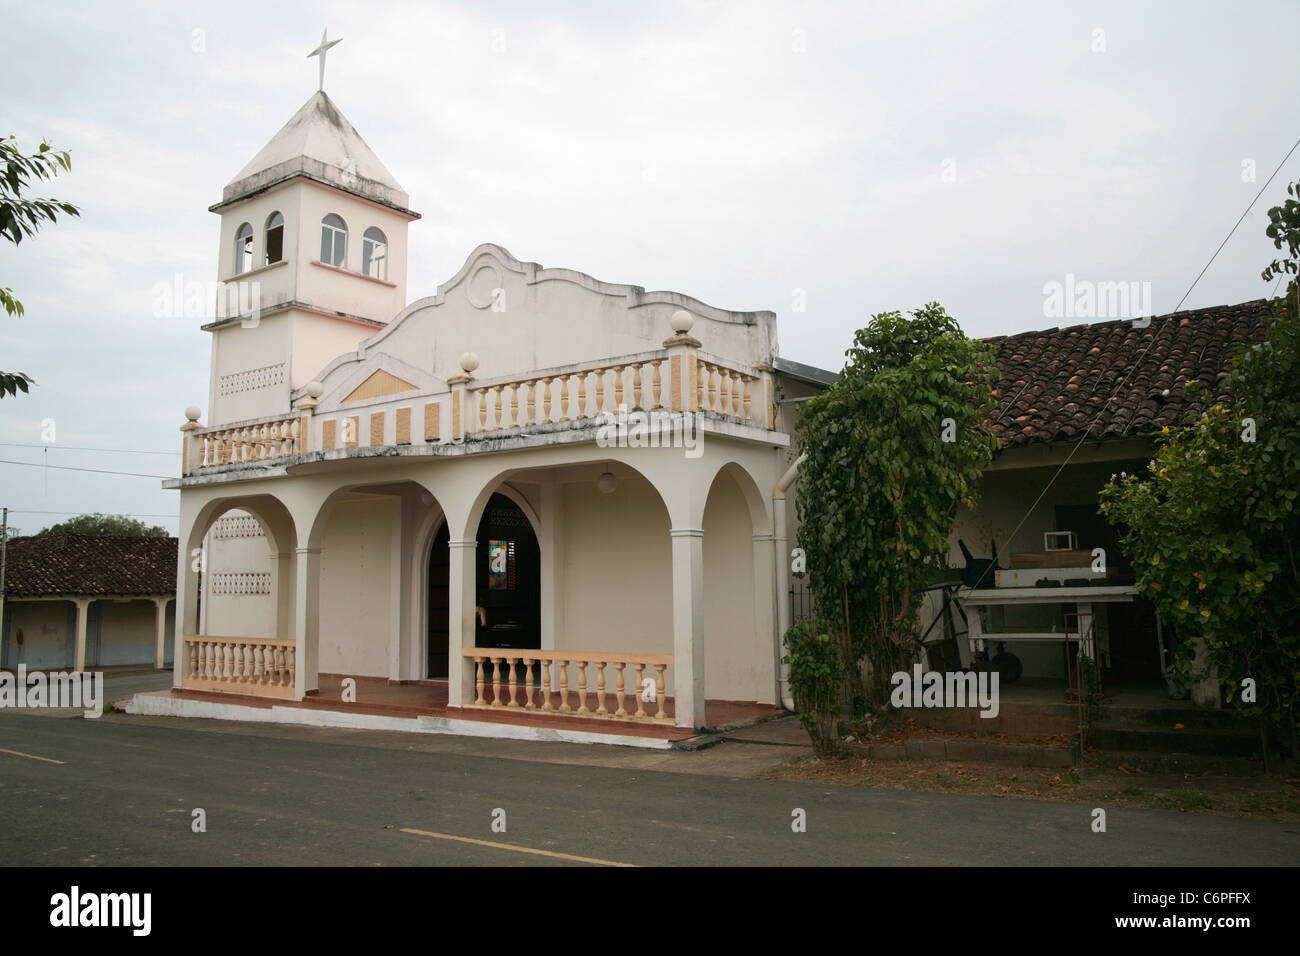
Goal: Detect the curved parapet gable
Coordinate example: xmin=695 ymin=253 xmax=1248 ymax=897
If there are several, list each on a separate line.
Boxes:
xmin=295 ymin=243 xmax=779 ymax=400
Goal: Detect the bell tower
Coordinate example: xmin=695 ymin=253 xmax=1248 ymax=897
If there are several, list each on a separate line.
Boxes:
xmin=204 ymin=33 xmax=419 ymax=425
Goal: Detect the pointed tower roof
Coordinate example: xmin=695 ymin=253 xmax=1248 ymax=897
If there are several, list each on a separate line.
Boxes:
xmin=211 ymin=91 xmax=417 ymax=217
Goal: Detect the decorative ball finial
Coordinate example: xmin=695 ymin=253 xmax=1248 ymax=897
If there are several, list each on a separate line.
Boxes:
xmin=670 ymin=309 xmax=694 ymax=334
xmin=185 ymin=405 xmax=201 ymax=422
xmin=306 ymin=381 xmax=324 ymax=398
xmin=459 ymin=351 xmax=480 ymax=373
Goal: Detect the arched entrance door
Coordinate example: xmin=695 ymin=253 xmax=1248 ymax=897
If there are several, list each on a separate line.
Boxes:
xmin=474 ymin=493 xmax=540 ymax=651
xmin=426 ymin=522 xmax=450 ymax=678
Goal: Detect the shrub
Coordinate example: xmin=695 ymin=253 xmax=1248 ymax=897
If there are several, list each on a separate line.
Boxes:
xmin=783 ymin=617 xmax=845 ymax=755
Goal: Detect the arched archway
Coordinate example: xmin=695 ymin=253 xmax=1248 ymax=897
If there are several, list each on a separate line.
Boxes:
xmin=473 ymin=492 xmax=541 ymax=652
xmin=184 ymin=494 xmax=297 ymax=643
xmin=701 ymin=461 xmax=776 ymax=706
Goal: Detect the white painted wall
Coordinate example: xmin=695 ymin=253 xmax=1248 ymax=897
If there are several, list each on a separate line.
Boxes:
xmin=318 ymin=496 xmax=393 ymax=678
xmin=201 ymin=510 xmax=277 ymax=639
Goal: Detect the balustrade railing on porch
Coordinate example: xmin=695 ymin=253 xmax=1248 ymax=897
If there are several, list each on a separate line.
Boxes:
xmin=180 ymin=348 xmax=773 ymax=476
xmin=467 ymin=353 xmax=763 ymax=435
xmin=461 ymin=649 xmax=673 ymax=723
xmin=191 ymin=414 xmax=306 ymax=470
xmin=182 ymin=635 xmax=296 ymax=700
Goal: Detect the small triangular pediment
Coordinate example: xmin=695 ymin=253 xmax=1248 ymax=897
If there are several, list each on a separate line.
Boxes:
xmin=342 ymin=369 xmax=418 ymax=403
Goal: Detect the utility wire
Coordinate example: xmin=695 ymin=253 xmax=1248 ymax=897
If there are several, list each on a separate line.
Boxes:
xmin=0 ymin=442 xmax=178 ymax=456
xmin=0 ymin=459 xmax=173 ymax=480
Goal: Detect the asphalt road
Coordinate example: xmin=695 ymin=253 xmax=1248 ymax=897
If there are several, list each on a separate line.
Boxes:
xmin=1 ymin=707 xmax=1297 ymax=867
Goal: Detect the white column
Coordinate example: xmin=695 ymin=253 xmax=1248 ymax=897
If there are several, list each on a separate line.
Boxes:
xmin=447 ymin=539 xmax=477 ymax=708
xmin=173 ymin=531 xmax=199 ymax=689
xmin=670 ymin=527 xmax=706 ymax=729
xmin=271 ymin=552 xmax=292 ymax=641
xmin=73 ymin=597 xmax=92 ymax=672
xmin=152 ymin=597 xmax=169 ymax=669
xmin=539 ymin=482 xmax=560 ymax=653
xmin=388 ymin=496 xmax=404 ymax=682
xmin=752 ymin=533 xmax=777 ymax=705
xmin=293 ymin=547 xmax=321 ymax=699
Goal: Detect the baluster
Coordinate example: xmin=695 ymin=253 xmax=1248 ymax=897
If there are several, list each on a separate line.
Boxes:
xmin=595 ymin=663 xmax=608 ymax=715
xmin=612 ymin=366 xmax=625 ymax=409
xmin=474 ymin=657 xmax=486 ymax=705
xmin=488 ymin=387 xmax=502 ymax=430
xmin=523 ymin=657 xmax=536 ymax=709
xmin=630 ymin=364 xmax=643 ymax=410
xmin=558 ymin=660 xmax=571 ymax=712
xmin=654 ymin=664 xmax=668 ymax=719
xmin=287 ymin=646 xmax=296 ymax=691
xmin=267 ymin=646 xmax=279 ymax=686
xmin=709 ymin=366 xmax=720 ymax=412
xmin=633 ymin=663 xmax=647 ymax=718
xmin=539 ymin=659 xmax=554 ymax=711
xmin=594 ymin=369 xmax=606 ymax=415
xmin=652 ymin=361 xmax=662 ymax=409
xmin=189 ymin=642 xmax=198 ymax=679
xmin=695 ymin=363 xmax=705 ymax=411
xmin=557 ymin=377 xmax=569 ymax=421
xmin=614 ymin=662 xmax=627 ymax=717
xmin=576 ymin=660 xmax=590 ymax=714
xmin=733 ymin=372 xmax=744 ymax=416
xmin=540 ymin=380 xmax=552 ymax=424
xmin=744 ymin=377 xmax=753 ymax=420
xmin=577 ymin=373 xmax=587 ymax=418
xmin=476 ymin=389 xmax=488 ymax=431
xmin=491 ymin=657 xmax=503 ymax=706
xmin=509 ymin=383 xmax=520 ymax=428
xmin=506 ymin=657 xmax=520 ymax=707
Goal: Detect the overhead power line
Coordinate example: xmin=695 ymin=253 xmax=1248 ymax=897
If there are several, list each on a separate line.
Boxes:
xmin=0 ymin=459 xmax=173 ymax=480
xmin=0 ymin=442 xmax=178 ymax=456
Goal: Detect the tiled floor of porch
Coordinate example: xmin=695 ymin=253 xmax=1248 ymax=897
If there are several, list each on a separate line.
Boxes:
xmin=157 ymin=675 xmax=775 ymax=742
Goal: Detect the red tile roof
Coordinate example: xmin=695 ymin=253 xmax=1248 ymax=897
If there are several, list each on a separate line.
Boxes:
xmin=2 ymin=534 xmax=176 ymax=597
xmin=983 ymin=299 xmax=1271 ymax=447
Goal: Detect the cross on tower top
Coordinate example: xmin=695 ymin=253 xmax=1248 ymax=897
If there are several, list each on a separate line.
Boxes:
xmin=307 ymin=29 xmax=342 ymax=92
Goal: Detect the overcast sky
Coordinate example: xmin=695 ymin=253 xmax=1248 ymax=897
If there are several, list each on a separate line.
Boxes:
xmin=1 ymin=0 xmax=1298 ymax=536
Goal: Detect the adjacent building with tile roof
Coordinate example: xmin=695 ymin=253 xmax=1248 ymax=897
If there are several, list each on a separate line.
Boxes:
xmin=939 ymin=298 xmax=1273 ymax=688
xmin=1 ymin=535 xmax=177 ymax=672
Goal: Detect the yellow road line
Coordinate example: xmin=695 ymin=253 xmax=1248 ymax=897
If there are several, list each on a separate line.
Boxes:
xmin=0 ymin=747 xmax=65 ymax=765
xmin=400 ymin=827 xmax=636 ymax=866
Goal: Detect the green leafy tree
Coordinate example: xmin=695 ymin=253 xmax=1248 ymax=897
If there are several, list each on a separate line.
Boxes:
xmin=796 ymin=304 xmax=1000 ymax=711
xmin=1 ymin=136 xmax=81 ymax=398
xmin=39 ymin=513 xmax=169 ymax=537
xmin=1099 ymin=182 xmax=1300 ymax=764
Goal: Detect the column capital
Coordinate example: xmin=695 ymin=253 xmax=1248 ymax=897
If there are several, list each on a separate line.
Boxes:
xmin=669 ymin=528 xmax=704 ymax=538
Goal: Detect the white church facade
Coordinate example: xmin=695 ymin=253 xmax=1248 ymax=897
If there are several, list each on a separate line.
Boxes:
xmin=151 ymin=86 xmax=831 ymax=741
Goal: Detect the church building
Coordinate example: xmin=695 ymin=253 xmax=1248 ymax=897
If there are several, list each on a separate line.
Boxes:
xmin=141 ymin=67 xmax=827 ymax=745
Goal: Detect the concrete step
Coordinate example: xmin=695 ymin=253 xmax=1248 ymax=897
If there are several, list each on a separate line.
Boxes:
xmin=1096 ymin=705 xmax=1238 ymax=730
xmin=1088 ymin=724 xmax=1260 ymax=756
xmin=889 ymin=702 xmax=1079 ymax=739
xmin=1085 ymin=748 xmax=1273 ymax=775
